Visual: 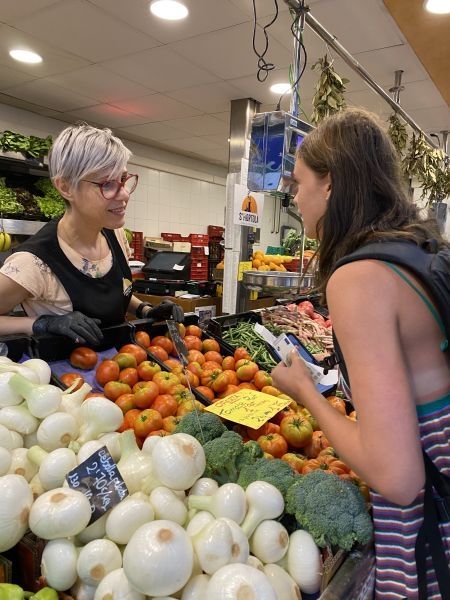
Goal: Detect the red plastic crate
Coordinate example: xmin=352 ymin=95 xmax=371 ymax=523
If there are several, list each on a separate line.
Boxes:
xmin=191 ymin=246 xmax=207 ymax=257
xmin=190 ymin=268 xmax=209 ymax=280
xmin=161 ymin=232 xmax=182 ymax=242
xmin=190 ymin=233 xmax=209 ymax=246
xmin=207 ymin=225 xmax=224 ymax=239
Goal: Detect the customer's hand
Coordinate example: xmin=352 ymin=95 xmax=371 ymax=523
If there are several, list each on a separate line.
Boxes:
xmin=271 ymin=349 xmax=317 ymax=407
xmin=32 ymin=311 xmax=103 ymax=345
xmin=147 ymin=300 xmax=184 ymax=323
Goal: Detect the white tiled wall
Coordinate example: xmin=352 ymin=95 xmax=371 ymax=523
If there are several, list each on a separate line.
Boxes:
xmin=125 ymin=163 xmax=226 ymax=237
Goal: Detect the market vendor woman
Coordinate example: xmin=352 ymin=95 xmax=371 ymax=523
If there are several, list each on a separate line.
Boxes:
xmin=0 ymin=123 xmax=183 ymax=344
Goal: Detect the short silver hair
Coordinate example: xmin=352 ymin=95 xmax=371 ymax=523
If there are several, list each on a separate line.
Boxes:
xmin=48 ymin=122 xmax=132 ymax=187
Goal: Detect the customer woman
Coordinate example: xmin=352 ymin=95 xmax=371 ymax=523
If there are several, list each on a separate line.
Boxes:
xmin=271 ymin=108 xmax=449 ymax=600
xmin=0 ymin=123 xmax=182 ymax=344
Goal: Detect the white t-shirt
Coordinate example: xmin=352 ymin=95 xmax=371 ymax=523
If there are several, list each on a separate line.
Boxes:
xmin=0 ymin=228 xmax=131 ymax=317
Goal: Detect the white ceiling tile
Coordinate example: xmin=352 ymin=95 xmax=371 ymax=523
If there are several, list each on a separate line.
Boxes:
xmin=91 ymin=0 xmax=249 ymax=44
xmin=200 ymin=133 xmax=231 ymax=147
xmin=229 ymin=0 xmax=290 ymax=18
xmin=112 ymin=94 xmax=202 ymax=121
xmin=118 ymin=122 xmax=189 ymax=142
xmin=3 ymin=79 xmax=97 ymax=111
xmin=211 ymin=112 xmax=231 ymax=124
xmin=103 ymin=46 xmax=218 ymax=92
xmin=171 ymin=22 xmax=291 ymax=80
xmin=166 ymin=81 xmax=243 ymax=113
xmin=12 ymin=0 xmax=159 ymax=62
xmin=205 ymin=147 xmax=230 ymax=165
xmin=0 ymin=24 xmax=89 ymax=76
xmin=47 ymin=65 xmax=155 ymax=103
xmin=407 ymin=106 xmax=450 ymax=133
xmin=163 ymin=137 xmax=222 ymax=153
xmin=0 ymin=0 xmax=59 ymax=22
xmin=310 ymin=0 xmax=403 ymax=54
xmin=229 ymin=67 xmax=291 ymax=106
xmin=345 ymin=88 xmax=391 ymax=115
xmin=166 ymin=115 xmax=230 ymax=136
xmin=65 ymin=104 xmax=151 ymax=128
xmin=0 ymin=64 xmax=37 ymax=90
xmin=394 ymin=79 xmax=447 ymax=111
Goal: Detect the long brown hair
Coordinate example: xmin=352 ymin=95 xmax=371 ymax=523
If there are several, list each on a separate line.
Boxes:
xmin=297 ymin=108 xmax=445 ymax=296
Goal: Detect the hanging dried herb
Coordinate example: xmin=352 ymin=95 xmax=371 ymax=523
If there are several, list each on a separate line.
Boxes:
xmin=310 ymin=55 xmax=349 ymax=124
xmin=387 ymin=113 xmax=408 ymax=156
xmin=402 ymin=133 xmax=448 ymax=205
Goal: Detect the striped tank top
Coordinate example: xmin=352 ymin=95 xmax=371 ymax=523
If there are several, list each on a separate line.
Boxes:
xmin=372 ymin=393 xmax=450 ymax=599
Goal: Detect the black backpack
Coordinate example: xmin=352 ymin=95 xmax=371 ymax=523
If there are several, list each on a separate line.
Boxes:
xmin=330 ymin=239 xmax=450 ymax=600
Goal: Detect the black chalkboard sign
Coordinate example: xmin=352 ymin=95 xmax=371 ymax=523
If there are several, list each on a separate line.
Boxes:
xmin=66 ymin=446 xmax=128 ymax=524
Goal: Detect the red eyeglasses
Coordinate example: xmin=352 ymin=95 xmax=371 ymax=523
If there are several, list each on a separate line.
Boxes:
xmin=82 ymin=173 xmax=139 ymax=199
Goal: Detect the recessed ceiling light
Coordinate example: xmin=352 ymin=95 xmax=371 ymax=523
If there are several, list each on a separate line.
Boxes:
xmin=9 ymin=49 xmax=43 ymax=64
xmin=150 ymin=0 xmax=188 ymax=20
xmin=270 ymin=83 xmax=292 ymax=94
xmin=424 ymin=0 xmax=450 ymax=13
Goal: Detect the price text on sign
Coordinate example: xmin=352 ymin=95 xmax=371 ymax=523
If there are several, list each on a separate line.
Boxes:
xmin=66 ymin=446 xmax=128 ymax=524
xmin=205 ymin=389 xmax=291 ymax=429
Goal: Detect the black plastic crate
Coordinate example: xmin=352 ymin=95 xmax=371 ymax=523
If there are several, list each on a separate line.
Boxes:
xmin=0 ymin=335 xmax=33 ymax=362
xmin=207 ymin=310 xmax=263 ymax=338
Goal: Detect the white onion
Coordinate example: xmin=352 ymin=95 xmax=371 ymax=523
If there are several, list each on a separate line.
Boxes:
xmin=29 ymin=487 xmax=91 ymax=539
xmin=37 ymin=412 xmax=79 ymax=452
xmin=207 ymin=564 xmax=276 ymax=599
xmin=250 ymin=520 xmax=289 ymax=564
xmin=77 ymin=539 xmax=122 ymax=586
xmin=41 ymin=538 xmax=78 ymax=591
xmin=287 ymin=529 xmax=322 ymax=594
xmin=93 ymin=568 xmax=144 ymax=600
xmin=0 ymin=447 xmax=11 ymax=476
xmin=0 ymin=474 xmax=33 ymax=552
xmin=106 ymin=492 xmax=154 ymax=545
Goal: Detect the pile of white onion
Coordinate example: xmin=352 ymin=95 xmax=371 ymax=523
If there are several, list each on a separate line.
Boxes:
xmin=0 ymin=358 xmax=323 ymax=599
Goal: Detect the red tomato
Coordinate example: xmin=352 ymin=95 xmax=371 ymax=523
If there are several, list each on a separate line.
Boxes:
xmin=303 ymin=430 xmax=330 ymax=458
xmin=96 ymin=360 xmax=120 ymax=386
xmin=177 ymin=370 xmax=199 ymax=388
xmin=177 ymin=399 xmax=204 ymax=416
xmin=238 ymin=382 xmax=257 ymax=390
xmin=132 ymin=381 xmax=155 ymax=393
xmin=202 ymin=360 xmax=223 ymax=372
xmin=247 ymin=422 xmax=280 ymax=441
xmin=184 ymin=335 xmax=203 ymax=351
xmin=187 ymin=350 xmax=205 ymax=365
xmin=327 ymin=396 xmax=346 ymax=415
xmin=134 ymin=409 xmax=163 ymax=438
xmin=203 ymin=351 xmax=224 ymax=365
xmin=103 ymin=381 xmax=132 ymax=401
xmin=147 ymin=429 xmax=170 ymax=437
xmin=113 ymin=352 xmax=137 ymax=369
xmin=153 ymin=371 xmax=180 ymax=394
xmin=236 ymin=361 xmax=259 ymax=382
xmin=223 ymin=369 xmax=238 ymax=386
xmin=202 ymin=338 xmax=220 ymax=353
xmin=162 ymin=415 xmax=182 ymax=432
xmin=185 ymin=324 xmax=202 ymax=338
xmin=119 ymin=344 xmax=147 ymax=365
xmin=222 ymin=356 xmax=235 ymax=371
xmin=137 ymin=360 xmax=161 ymax=381
xmin=69 ymin=347 xmax=98 ymax=370
xmin=118 ymin=367 xmax=139 ymax=387
xmin=234 ymin=347 xmax=251 ymax=362
xmin=257 ymin=433 xmax=288 ymax=458
xmin=135 ymin=330 xmax=151 ymax=347
xmin=272 ymin=406 xmax=297 ymax=425
xmin=281 ymin=453 xmax=307 ymax=474
xmin=279 ymin=415 xmax=313 ymax=449
xmin=217 ymin=384 xmax=240 ymax=399
xmin=211 ymin=372 xmax=230 ymax=393
xmin=253 ymin=370 xmax=273 ymax=390
xmin=115 ymin=393 xmax=136 ymax=414
xmin=60 ymin=372 xmax=84 ymax=391
xmin=117 ymin=408 xmax=141 ymax=433
xmin=152 ymin=394 xmax=178 ymax=418
xmin=186 ymin=361 xmax=203 ymax=378
xmin=152 ymin=336 xmax=174 ymax=355
xmin=164 ymin=358 xmax=181 ymax=370
xmin=148 ymin=346 xmax=169 ymax=362
xmin=134 ymin=382 xmax=159 ymax=409
xmin=297 ymin=301 xmax=314 ymax=319
xmin=261 ymin=385 xmax=281 ymax=397
xmin=196 ymin=386 xmax=215 ymax=402
xmin=302 ymin=456 xmax=349 ymax=476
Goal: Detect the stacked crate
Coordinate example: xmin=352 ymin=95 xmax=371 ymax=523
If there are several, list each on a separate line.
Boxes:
xmin=130 ymin=231 xmax=144 ymax=261
xmin=190 ymin=233 xmax=209 ymax=280
xmin=207 ymin=225 xmax=224 ymax=280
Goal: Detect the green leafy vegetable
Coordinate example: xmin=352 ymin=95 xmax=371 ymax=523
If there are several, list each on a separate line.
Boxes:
xmin=33 ymin=178 xmax=65 ymax=218
xmin=0 ymin=178 xmax=24 ymax=214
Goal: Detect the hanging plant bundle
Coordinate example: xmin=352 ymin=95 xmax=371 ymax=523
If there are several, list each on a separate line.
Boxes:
xmin=311 ymin=54 xmax=349 ymax=124
xmin=402 ymin=133 xmax=448 ymax=204
xmin=387 ymin=113 xmax=408 ymax=156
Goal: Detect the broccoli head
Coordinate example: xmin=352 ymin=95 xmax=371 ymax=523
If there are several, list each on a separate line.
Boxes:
xmin=173 ymin=410 xmax=227 ymax=443
xmin=286 ymin=469 xmax=373 ymax=551
xmin=203 ymin=430 xmax=246 ymax=484
xmin=236 ymin=457 xmax=299 ymax=499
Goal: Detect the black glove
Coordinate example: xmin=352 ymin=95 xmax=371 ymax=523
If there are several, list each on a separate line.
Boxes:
xmin=140 ymin=300 xmax=184 ymax=323
xmin=32 ymin=311 xmax=104 ymax=346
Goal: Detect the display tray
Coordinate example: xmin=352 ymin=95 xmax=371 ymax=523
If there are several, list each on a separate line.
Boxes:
xmin=275 ymin=293 xmax=329 ymax=318
xmin=0 ymin=334 xmax=33 ymax=362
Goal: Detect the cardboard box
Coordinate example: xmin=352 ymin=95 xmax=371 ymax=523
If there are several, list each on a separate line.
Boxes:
xmin=144 ymin=237 xmax=173 ymax=250
xmin=134 ymin=293 xmax=222 ymax=315
xmin=173 ymin=241 xmax=192 ymax=253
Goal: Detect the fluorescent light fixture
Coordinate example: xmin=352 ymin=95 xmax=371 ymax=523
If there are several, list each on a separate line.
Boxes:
xmin=424 ymin=0 xmax=450 ymax=13
xmin=9 ymin=49 xmax=43 ymax=64
xmin=150 ymin=0 xmax=188 ymax=20
xmin=270 ymin=83 xmax=292 ymax=94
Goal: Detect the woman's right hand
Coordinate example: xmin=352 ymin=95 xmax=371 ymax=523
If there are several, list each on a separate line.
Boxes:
xmin=32 ymin=311 xmax=103 ymax=345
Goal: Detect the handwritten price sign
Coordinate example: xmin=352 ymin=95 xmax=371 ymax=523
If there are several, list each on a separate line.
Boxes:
xmin=66 ymin=447 xmax=128 ymax=524
xmin=205 ymin=389 xmax=291 ymax=429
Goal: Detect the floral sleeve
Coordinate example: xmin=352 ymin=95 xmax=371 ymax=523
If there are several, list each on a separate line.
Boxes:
xmin=0 ymin=252 xmax=53 ymax=299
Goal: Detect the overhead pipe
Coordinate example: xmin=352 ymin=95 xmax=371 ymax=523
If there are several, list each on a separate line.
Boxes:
xmin=283 ymin=0 xmax=443 ymax=151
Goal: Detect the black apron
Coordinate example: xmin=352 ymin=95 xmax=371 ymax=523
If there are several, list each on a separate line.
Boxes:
xmin=18 ymin=219 xmax=132 ymax=327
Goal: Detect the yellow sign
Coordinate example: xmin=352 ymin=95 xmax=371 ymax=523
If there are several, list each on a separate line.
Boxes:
xmin=238 ymin=261 xmax=252 ymax=281
xmin=205 ymin=389 xmax=291 ymax=429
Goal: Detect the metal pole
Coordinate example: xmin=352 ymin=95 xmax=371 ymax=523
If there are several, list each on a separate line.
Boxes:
xmin=283 ymin=0 xmax=442 ymax=151
xmin=389 ymin=70 xmax=405 ymax=105
xmin=290 ymin=2 xmax=306 ymax=117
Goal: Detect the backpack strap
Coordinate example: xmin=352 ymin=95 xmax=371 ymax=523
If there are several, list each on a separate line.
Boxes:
xmin=415 ymin=451 xmax=450 ymax=600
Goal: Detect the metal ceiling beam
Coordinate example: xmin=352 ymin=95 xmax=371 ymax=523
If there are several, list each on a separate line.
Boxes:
xmin=283 ymin=0 xmax=442 ymax=151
